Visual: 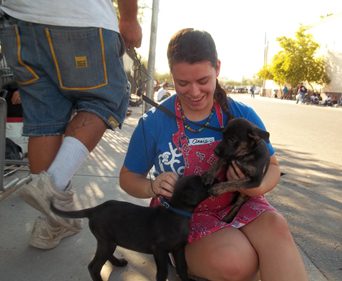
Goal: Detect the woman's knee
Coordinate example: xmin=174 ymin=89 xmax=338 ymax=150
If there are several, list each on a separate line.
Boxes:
xmin=243 ymin=211 xmax=295 ymax=251
xmin=208 ymin=249 xmax=258 ymax=281
xmin=260 ymin=211 xmax=293 ymax=241
xmin=186 ymin=229 xmax=258 ymax=281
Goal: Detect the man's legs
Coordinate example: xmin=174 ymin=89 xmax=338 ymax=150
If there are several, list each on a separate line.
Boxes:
xmin=20 ymin=112 xmax=107 ymax=249
xmin=28 ymin=135 xmax=63 ymax=173
xmin=3 ymin=21 xmax=128 ymax=249
xmin=27 ymin=112 xmax=106 ymax=185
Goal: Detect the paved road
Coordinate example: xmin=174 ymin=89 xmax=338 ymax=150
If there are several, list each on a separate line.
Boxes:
xmin=233 ymin=94 xmax=342 ymax=166
xmin=232 ymin=94 xmax=342 ymax=281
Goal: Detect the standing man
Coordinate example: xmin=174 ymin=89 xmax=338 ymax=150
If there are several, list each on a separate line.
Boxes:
xmin=0 ymin=0 xmax=142 ymax=249
xmin=250 ymin=84 xmax=256 ymax=98
xmin=282 ymin=85 xmax=289 ymax=99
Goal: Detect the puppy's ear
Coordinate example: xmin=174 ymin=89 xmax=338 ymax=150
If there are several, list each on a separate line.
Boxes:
xmin=249 ymin=127 xmax=270 ymax=143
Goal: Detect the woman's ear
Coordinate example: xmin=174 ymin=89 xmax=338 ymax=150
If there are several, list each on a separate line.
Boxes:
xmin=216 ymin=60 xmax=221 ymax=77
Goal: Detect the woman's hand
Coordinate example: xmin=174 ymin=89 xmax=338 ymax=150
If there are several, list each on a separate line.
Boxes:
xmin=120 ymin=167 xmax=179 ymax=199
xmin=151 ymin=172 xmax=179 ymax=198
xmin=226 ymin=161 xmax=246 ymax=182
xmin=225 ymin=156 xmax=280 ymax=197
xmin=225 ymin=161 xmax=257 ymax=194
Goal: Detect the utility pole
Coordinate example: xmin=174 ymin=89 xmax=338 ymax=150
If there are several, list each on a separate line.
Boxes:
xmin=144 ymin=0 xmax=159 ymax=112
xmin=262 ymin=32 xmax=268 ymax=96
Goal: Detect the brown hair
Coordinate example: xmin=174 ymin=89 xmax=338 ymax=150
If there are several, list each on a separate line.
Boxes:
xmin=167 ymin=28 xmax=231 ymax=116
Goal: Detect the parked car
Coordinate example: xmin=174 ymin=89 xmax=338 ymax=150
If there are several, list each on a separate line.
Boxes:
xmin=233 ymin=86 xmax=248 ymax=93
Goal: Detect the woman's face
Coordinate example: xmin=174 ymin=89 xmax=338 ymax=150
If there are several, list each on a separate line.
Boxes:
xmin=171 ymin=60 xmax=220 ymax=118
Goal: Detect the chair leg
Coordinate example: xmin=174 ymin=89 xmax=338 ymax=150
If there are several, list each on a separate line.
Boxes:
xmin=0 ymin=97 xmax=7 ymax=191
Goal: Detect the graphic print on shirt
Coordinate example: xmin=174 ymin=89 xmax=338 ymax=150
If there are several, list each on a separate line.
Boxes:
xmin=158 ymin=142 xmax=184 ymax=175
xmin=157 ymin=137 xmax=219 ymax=175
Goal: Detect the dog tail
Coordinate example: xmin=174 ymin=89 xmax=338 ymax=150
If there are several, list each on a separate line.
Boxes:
xmin=50 ymin=201 xmax=92 ymax=219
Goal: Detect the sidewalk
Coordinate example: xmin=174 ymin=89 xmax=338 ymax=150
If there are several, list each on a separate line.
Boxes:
xmin=0 ymin=105 xmax=331 ymax=281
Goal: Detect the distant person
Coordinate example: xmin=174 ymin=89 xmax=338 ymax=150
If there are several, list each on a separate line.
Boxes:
xmin=0 ymin=0 xmax=142 ymax=250
xmin=156 ymin=82 xmax=170 ymax=102
xmin=250 ymin=85 xmax=256 ymax=98
xmin=2 ymin=81 xmax=25 ymax=160
xmin=323 ymin=95 xmax=332 ymax=106
xmin=1 ymin=81 xmax=22 ymax=118
xmin=296 ymin=83 xmax=307 ymax=104
xmin=282 ymin=85 xmax=289 ymax=99
xmin=310 ymin=93 xmax=319 ymax=105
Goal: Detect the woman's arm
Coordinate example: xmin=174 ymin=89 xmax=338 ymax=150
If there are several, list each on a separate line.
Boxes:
xmin=243 ymin=155 xmax=280 ymax=196
xmin=119 ymin=166 xmax=178 ymax=199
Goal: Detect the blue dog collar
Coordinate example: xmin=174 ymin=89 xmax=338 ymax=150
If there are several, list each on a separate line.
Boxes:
xmin=159 ymin=197 xmax=192 ymax=219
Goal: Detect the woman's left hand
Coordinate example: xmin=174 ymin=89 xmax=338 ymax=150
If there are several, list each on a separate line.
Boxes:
xmin=227 ymin=156 xmax=281 ymax=197
xmin=226 ymin=161 xmax=246 ymax=182
xmin=226 ymin=161 xmax=260 ymax=194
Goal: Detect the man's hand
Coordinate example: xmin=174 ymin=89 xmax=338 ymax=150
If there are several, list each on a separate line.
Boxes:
xmin=119 ymin=19 xmax=142 ymax=48
xmin=117 ymin=0 xmax=142 ymax=49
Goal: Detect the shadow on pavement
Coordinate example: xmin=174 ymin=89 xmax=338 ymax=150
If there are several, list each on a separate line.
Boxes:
xmin=268 ymin=144 xmax=342 ymax=281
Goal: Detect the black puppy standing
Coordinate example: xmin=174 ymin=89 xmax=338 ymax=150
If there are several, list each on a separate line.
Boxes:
xmin=50 ymin=175 xmax=209 ymax=281
xmin=204 ymin=117 xmax=271 ymax=223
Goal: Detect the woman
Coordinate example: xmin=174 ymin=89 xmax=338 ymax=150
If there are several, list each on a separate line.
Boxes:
xmin=120 ymin=28 xmax=307 ymax=281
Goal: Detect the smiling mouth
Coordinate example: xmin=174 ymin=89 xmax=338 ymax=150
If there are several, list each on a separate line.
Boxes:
xmin=189 ymin=95 xmax=205 ymax=104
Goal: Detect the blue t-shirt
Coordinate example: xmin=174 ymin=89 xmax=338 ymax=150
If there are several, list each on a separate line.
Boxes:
xmin=124 ymin=95 xmax=274 ymax=176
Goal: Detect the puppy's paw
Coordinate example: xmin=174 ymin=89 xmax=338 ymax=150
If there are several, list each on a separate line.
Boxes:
xmin=208 ymin=183 xmax=224 ymax=196
xmin=209 ymin=182 xmax=239 ymax=196
xmin=202 ymin=173 xmax=216 ymax=186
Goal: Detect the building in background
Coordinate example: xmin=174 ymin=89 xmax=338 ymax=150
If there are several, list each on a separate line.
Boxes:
xmin=309 ymin=13 xmax=342 ymax=100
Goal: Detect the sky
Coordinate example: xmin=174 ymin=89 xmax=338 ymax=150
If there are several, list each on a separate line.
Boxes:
xmin=137 ymin=0 xmax=342 ymax=81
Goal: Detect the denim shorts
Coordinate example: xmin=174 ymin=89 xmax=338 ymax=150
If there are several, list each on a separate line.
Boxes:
xmin=0 ymin=17 xmax=129 ymax=136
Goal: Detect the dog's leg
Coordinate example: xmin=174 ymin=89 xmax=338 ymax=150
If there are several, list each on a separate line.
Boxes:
xmin=202 ymin=159 xmax=225 ymax=185
xmin=88 ymin=240 xmax=112 ymax=281
xmin=209 ymin=178 xmax=251 ymax=196
xmin=153 ymin=250 xmax=169 ymax=281
xmin=107 ymin=244 xmax=128 ymax=267
xmin=222 ymin=194 xmax=249 ymax=223
xmin=172 ymin=246 xmax=195 ymax=281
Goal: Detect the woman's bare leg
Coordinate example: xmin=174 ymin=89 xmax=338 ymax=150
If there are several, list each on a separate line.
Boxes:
xmin=242 ymin=211 xmax=308 ymax=281
xmin=186 ymin=228 xmax=258 ymax=281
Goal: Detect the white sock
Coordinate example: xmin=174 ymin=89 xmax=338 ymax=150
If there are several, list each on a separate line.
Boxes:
xmin=48 ymin=136 xmax=89 ymax=191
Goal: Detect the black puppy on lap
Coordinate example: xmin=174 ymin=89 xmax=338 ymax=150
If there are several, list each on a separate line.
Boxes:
xmin=50 ymin=175 xmax=209 ymax=281
xmin=204 ymin=117 xmax=271 ymax=223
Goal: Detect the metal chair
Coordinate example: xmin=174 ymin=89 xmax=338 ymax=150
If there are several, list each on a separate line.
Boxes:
xmin=0 ymin=72 xmax=31 ymax=198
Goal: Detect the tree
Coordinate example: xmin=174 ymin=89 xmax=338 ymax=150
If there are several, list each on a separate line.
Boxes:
xmin=257 ymin=65 xmax=273 ymax=81
xmin=259 ymin=26 xmax=330 ymax=89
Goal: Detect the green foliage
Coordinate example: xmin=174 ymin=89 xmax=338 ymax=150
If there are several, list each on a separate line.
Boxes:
xmin=154 ymin=72 xmax=172 ymax=84
xmin=260 ymin=26 xmax=330 ymax=89
xmin=257 ymin=65 xmax=273 ymax=81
